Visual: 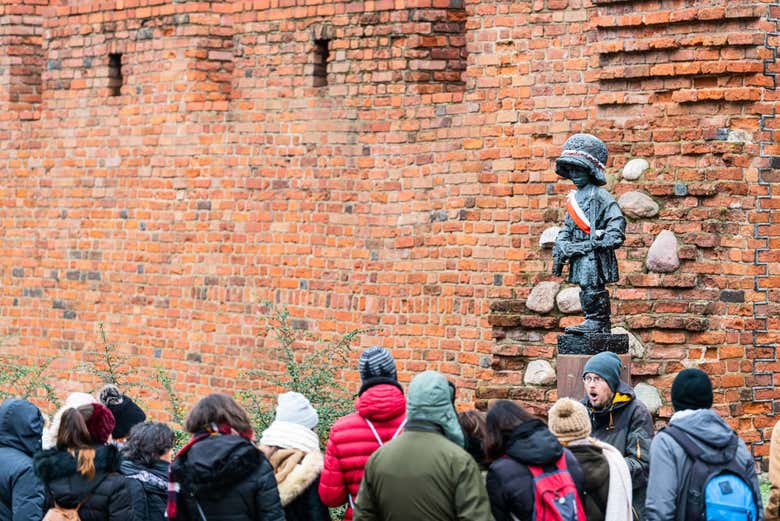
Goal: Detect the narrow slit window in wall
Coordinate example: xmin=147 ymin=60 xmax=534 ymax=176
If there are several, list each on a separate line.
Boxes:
xmin=313 ymin=39 xmax=330 ymax=87
xmin=108 ymin=53 xmax=122 ymax=96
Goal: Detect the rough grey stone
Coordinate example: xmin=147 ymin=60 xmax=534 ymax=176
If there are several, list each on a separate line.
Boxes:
xmin=556 ymin=287 xmax=582 ymax=314
xmin=524 ymin=360 xmax=556 ymax=386
xmin=646 ymin=230 xmax=680 ymax=273
xmin=526 ymin=281 xmax=561 ymax=314
xmin=612 ymin=326 xmax=646 ymax=359
xmin=539 ymin=226 xmax=561 ymax=249
xmin=635 ymin=383 xmax=662 ymax=415
xmin=618 ymin=191 xmax=659 ymax=219
xmin=622 ymin=158 xmax=649 ymax=180
xmin=727 ymin=129 xmax=752 ymax=143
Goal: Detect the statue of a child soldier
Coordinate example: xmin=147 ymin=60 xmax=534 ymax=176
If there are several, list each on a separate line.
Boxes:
xmin=552 ymin=134 xmax=626 ymax=334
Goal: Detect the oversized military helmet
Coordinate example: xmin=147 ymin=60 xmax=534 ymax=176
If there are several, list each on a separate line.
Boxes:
xmin=555 ymin=133 xmax=608 ymax=186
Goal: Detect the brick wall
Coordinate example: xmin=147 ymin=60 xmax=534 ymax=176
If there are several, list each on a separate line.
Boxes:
xmin=0 ymin=0 xmax=777 ymax=461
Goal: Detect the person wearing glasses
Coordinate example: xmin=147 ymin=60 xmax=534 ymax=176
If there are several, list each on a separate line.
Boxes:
xmin=582 ymin=351 xmax=654 ymax=521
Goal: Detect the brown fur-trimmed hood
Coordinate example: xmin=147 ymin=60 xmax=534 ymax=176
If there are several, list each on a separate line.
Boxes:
xmin=266 ymin=448 xmax=323 ymax=506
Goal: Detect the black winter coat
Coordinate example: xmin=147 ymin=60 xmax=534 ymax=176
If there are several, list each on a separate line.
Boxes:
xmin=0 ymin=399 xmax=46 ymax=521
xmin=33 ymin=444 xmax=133 ymax=521
xmin=284 ymin=478 xmax=329 ymax=521
xmin=120 ymin=459 xmax=168 ymax=521
xmin=486 ymin=419 xmax=585 ymax=521
xmin=170 ymin=434 xmax=285 ymax=521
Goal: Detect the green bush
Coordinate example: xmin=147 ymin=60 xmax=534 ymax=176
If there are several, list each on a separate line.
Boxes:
xmin=0 ymin=353 xmax=59 ymax=411
xmin=239 ymin=303 xmax=366 ymax=446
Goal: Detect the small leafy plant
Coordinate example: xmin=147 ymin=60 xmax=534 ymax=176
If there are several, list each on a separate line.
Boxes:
xmin=0 ymin=354 xmax=60 ymax=411
xmin=240 ymin=303 xmax=367 ymax=446
xmin=81 ymin=322 xmax=137 ymax=389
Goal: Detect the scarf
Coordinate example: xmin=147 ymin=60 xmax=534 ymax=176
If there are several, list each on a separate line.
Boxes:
xmin=166 ymin=422 xmax=254 ymax=519
xmin=259 ymin=420 xmax=321 ymax=454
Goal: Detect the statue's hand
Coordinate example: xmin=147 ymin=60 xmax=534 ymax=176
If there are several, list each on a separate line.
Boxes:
xmin=570 ymin=242 xmax=593 ymax=257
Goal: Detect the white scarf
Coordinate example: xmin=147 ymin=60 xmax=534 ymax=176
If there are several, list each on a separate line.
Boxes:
xmin=259 ymin=421 xmax=321 ymax=454
xmin=592 ymin=437 xmax=633 ymax=521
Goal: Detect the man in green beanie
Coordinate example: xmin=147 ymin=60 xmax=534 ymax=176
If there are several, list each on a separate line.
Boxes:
xmin=354 ymin=371 xmax=493 ymax=521
xmin=582 ymin=351 xmax=654 ymax=521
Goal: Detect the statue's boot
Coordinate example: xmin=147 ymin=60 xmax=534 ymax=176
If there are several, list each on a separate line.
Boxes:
xmin=565 ymin=289 xmax=611 ymax=335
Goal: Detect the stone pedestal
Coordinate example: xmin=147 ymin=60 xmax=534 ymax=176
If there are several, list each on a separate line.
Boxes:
xmin=556 ymin=333 xmax=630 ymax=400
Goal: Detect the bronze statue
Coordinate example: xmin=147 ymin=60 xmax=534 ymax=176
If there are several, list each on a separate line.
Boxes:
xmin=552 ymin=134 xmax=626 ymax=334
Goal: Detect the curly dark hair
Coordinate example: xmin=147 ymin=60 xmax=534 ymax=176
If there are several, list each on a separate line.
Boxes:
xmin=121 ymin=421 xmax=175 ymax=467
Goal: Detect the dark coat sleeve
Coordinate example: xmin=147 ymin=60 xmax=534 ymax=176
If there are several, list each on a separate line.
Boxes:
xmin=12 ymin=465 xmax=46 ymax=521
xmin=624 ymin=401 xmax=654 ymax=491
xmin=254 ymin=457 xmax=285 ymax=521
xmin=453 ymin=456 xmax=493 ymax=521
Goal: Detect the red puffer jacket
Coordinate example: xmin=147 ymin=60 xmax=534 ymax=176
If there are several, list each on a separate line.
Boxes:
xmin=318 ymin=379 xmax=406 ymax=521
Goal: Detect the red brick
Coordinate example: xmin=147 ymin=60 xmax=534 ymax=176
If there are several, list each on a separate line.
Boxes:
xmin=0 ymin=0 xmax=772 ymax=452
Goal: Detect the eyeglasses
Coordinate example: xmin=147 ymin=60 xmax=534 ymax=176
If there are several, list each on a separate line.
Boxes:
xmin=583 ymin=375 xmax=605 ymax=384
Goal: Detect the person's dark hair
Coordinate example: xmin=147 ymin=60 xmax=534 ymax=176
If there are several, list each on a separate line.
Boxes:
xmin=459 ymin=410 xmax=488 ymax=468
xmin=484 ymin=400 xmax=535 ymax=461
xmin=57 ymin=408 xmax=97 ymax=479
xmin=458 ymin=410 xmax=486 ymax=439
xmin=185 ymin=393 xmax=252 ymax=434
xmin=122 ymin=422 xmax=175 ymax=467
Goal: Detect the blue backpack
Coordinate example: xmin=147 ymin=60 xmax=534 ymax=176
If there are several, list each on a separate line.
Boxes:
xmin=664 ymin=425 xmax=758 ymax=521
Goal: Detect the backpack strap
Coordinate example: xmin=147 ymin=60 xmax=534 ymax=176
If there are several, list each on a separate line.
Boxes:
xmin=348 ymin=418 xmax=407 ymax=511
xmin=363 ymin=417 xmax=406 ymax=447
xmin=528 ymin=453 xmax=567 ymax=479
xmin=662 ymin=425 xmax=704 ymax=460
xmin=661 ymin=425 xmax=745 ymax=521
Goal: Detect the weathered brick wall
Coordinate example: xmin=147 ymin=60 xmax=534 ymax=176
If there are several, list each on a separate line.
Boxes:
xmin=0 ymin=0 xmax=777 ymax=461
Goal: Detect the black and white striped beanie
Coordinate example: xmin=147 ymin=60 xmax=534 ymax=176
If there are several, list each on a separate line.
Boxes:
xmin=358 ymin=346 xmax=397 ymax=383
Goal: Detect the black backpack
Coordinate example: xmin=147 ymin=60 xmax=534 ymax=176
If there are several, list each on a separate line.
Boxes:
xmin=663 ymin=425 xmax=758 ymax=521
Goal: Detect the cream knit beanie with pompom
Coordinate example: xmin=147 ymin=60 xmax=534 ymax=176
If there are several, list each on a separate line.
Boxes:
xmin=548 ymin=398 xmax=592 ymax=445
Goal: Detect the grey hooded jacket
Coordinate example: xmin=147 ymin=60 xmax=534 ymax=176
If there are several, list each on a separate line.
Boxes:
xmin=645 ymin=408 xmax=763 ymax=521
xmin=0 ymin=399 xmax=46 ymax=521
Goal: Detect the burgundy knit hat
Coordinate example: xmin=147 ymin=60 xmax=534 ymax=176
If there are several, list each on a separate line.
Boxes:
xmin=79 ymin=403 xmax=116 ymax=444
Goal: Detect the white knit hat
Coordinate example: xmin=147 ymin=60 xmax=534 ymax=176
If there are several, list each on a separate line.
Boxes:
xmin=42 ymin=392 xmax=98 ymax=449
xmin=274 ymin=392 xmax=318 ymax=430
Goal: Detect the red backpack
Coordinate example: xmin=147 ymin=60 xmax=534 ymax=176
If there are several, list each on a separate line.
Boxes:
xmin=528 ymin=453 xmax=586 ymax=521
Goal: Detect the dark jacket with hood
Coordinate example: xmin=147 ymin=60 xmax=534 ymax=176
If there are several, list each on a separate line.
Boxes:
xmin=0 ymin=399 xmax=46 ymax=521
xmin=33 ymin=444 xmax=133 ymax=521
xmin=170 ymin=434 xmax=285 ymax=521
xmin=646 ymin=408 xmax=763 ymax=521
xmin=486 ymin=419 xmax=585 ymax=521
xmin=119 ymin=458 xmax=168 ymax=521
xmin=583 ymin=380 xmax=654 ymax=520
